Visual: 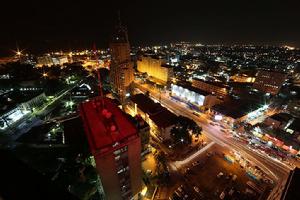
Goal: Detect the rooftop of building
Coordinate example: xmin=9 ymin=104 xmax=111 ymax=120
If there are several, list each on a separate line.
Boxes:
xmin=130 ymin=93 xmax=177 ymax=128
xmin=126 ymin=113 xmax=149 ymax=130
xmin=269 ymin=113 xmax=300 ymax=132
xmin=192 ymin=78 xmax=229 ymax=88
xmin=281 ymin=167 xmax=300 ymax=200
xmin=79 ymin=97 xmax=138 ymax=152
xmin=172 ymin=82 xmax=212 ymax=96
xmin=212 ymin=98 xmax=262 ymax=119
xmin=257 ymin=69 xmax=287 ymax=76
xmin=139 ymin=54 xmax=166 ymax=61
xmin=161 ymin=63 xmax=174 ymax=68
xmin=0 ymin=90 xmax=44 ymax=115
xmin=269 ymin=113 xmax=294 ymax=123
xmin=110 ymin=24 xmax=129 ymax=44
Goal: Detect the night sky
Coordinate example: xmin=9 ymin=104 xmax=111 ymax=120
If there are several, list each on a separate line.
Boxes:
xmin=1 ymin=0 xmax=300 ymax=56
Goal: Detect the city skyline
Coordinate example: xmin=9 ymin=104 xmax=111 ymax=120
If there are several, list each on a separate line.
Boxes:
xmin=1 ymin=0 xmax=300 ymax=56
xmin=1 ymin=1 xmax=300 ymax=200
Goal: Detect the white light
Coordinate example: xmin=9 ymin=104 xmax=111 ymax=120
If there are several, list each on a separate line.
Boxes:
xmin=214 ymin=115 xmax=223 ymax=121
xmin=263 ymin=105 xmax=269 ymax=110
xmin=267 ymin=141 xmax=273 ymax=146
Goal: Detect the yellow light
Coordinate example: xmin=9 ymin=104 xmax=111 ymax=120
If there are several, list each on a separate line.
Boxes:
xmin=43 ymin=73 xmax=48 ymax=77
xmin=141 ymin=186 xmax=147 ymax=196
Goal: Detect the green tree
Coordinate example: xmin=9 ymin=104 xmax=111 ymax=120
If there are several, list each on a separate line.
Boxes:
xmin=170 ymin=116 xmax=202 ymax=144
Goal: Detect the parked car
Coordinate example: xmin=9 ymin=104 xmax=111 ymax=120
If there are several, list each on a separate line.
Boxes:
xmin=217 ymin=172 xmax=224 ymax=178
xmin=193 ymin=186 xmax=200 ymax=193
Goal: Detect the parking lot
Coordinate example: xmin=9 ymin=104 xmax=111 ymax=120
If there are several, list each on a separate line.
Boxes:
xmin=170 ymin=145 xmax=273 ymax=200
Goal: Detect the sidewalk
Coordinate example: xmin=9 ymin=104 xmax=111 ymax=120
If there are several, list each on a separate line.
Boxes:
xmin=171 ymin=141 xmax=215 ymax=169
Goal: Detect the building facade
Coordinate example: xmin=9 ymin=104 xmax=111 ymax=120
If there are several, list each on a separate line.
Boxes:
xmin=109 ymin=23 xmax=134 ymax=101
xmin=171 ymin=84 xmax=217 ymax=108
xmin=129 ymin=94 xmax=177 ymax=140
xmin=37 ymin=55 xmax=68 ymax=67
xmin=192 ymin=78 xmax=228 ymax=97
xmin=80 ymin=97 xmax=142 ymax=200
xmin=253 ymin=70 xmax=287 ymax=95
xmin=137 ymin=56 xmax=173 ymax=84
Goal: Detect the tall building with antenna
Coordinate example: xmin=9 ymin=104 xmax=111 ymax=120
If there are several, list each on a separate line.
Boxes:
xmin=109 ymin=15 xmax=134 ymax=102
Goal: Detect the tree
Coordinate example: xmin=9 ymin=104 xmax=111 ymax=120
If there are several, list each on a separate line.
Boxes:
xmin=170 ymin=116 xmax=202 ymax=144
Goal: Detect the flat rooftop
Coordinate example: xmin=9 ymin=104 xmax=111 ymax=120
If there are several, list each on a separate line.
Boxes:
xmin=174 ymin=82 xmax=212 ymax=96
xmin=0 ymin=90 xmax=44 ymax=115
xmin=192 ymin=78 xmax=229 ymax=88
xmin=131 ymin=93 xmax=177 ymax=128
xmin=80 ymin=97 xmax=138 ymax=153
xmin=212 ymin=99 xmax=261 ymax=119
xmin=281 ymin=167 xmax=300 ymax=200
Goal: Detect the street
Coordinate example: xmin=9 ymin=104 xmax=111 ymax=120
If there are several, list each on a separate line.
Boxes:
xmin=133 ymin=81 xmax=291 ymax=198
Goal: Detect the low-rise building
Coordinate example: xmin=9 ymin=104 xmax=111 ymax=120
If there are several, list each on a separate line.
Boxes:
xmin=264 ymin=113 xmax=300 ymax=141
xmin=0 ymin=91 xmax=47 ymax=130
xmin=37 ymin=55 xmax=69 ymax=67
xmin=211 ymin=99 xmax=267 ymax=127
xmin=192 ymin=78 xmax=228 ymax=98
xmin=170 ymin=83 xmax=218 ymax=109
xmin=253 ymin=70 xmax=287 ymax=95
xmin=230 ymin=74 xmax=255 ymax=83
xmin=129 ymin=93 xmax=177 ymax=140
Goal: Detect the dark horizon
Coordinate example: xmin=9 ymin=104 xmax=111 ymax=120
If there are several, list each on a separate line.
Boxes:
xmin=1 ymin=0 xmax=300 ymax=56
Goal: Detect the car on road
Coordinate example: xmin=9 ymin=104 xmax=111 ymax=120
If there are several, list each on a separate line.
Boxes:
xmin=217 ymin=172 xmax=224 ymax=178
xmin=192 ymin=112 xmax=200 ymax=117
xmin=193 ymin=186 xmax=200 ymax=193
xmin=219 ymin=191 xmax=226 ymax=199
xmin=177 ymin=185 xmax=183 ymax=193
xmin=220 ymin=129 xmax=226 ymax=133
xmin=228 ymin=188 xmax=235 ymax=195
xmin=232 ymin=174 xmax=237 ymax=181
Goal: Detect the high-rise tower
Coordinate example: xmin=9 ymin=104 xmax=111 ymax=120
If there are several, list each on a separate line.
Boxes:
xmin=109 ymin=18 xmax=134 ymax=102
xmin=79 ymin=97 xmax=142 ymax=200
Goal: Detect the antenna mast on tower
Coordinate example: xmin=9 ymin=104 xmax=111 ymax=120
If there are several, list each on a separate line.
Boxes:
xmin=93 ymin=43 xmax=105 ymax=108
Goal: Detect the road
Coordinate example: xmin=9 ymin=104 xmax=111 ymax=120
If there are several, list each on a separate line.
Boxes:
xmin=133 ymin=81 xmax=291 ymax=192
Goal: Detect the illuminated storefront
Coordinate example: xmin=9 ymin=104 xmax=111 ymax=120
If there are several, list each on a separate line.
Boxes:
xmin=171 ymin=84 xmax=205 ymax=106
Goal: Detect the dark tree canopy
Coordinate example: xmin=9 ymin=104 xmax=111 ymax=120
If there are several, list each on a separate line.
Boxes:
xmin=170 ymin=116 xmax=202 ymax=144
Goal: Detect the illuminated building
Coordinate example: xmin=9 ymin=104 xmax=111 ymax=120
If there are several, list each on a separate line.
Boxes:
xmin=230 ymin=74 xmax=255 ymax=83
xmin=211 ymin=99 xmax=267 ymax=127
xmin=37 ymin=55 xmax=53 ymax=67
xmin=109 ymin=21 xmax=134 ymax=101
xmin=192 ymin=78 xmax=228 ymax=97
xmin=79 ymin=97 xmax=142 ymax=200
xmin=171 ymin=83 xmax=217 ymax=108
xmin=253 ymin=70 xmax=287 ymax=95
xmin=129 ymin=94 xmax=177 ymax=140
xmin=0 ymin=91 xmax=47 ymax=130
xmin=137 ymin=56 xmax=174 ymax=84
xmin=37 ymin=55 xmax=68 ymax=67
